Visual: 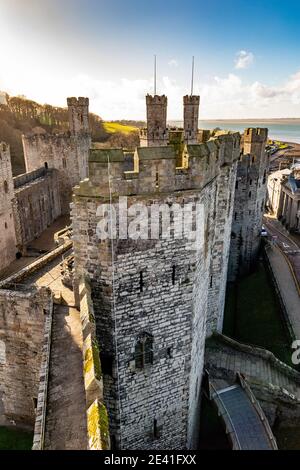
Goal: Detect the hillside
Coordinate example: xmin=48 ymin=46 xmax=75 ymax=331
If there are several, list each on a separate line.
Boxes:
xmin=0 ymin=93 xmax=140 ymax=176
xmin=103 ymin=121 xmax=138 ymax=134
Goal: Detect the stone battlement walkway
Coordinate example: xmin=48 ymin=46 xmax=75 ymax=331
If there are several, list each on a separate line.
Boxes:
xmin=23 ymin=255 xmax=87 ymax=449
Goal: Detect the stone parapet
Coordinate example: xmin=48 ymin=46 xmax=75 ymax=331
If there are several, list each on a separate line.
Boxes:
xmin=79 ymin=278 xmax=110 ymax=450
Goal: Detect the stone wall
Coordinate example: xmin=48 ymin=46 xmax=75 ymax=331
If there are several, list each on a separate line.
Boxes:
xmin=206 ymin=135 xmax=239 ymax=335
xmin=13 ymin=167 xmax=61 ymax=250
xmin=32 ymin=296 xmax=53 ymax=449
xmin=79 ymin=278 xmax=110 ymax=450
xmin=71 ymin=135 xmax=240 ymax=450
xmin=228 ymin=128 xmax=269 ymax=281
xmin=0 ymin=286 xmax=51 ymax=428
xmin=22 ymin=97 xmax=91 ymax=214
xmin=0 ymin=143 xmax=17 ymax=271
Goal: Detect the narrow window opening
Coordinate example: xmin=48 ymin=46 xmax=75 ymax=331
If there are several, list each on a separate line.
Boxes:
xmin=249 ymin=179 xmax=252 ymax=186
xmin=139 ymin=271 xmax=144 ymax=292
xmin=44 ymin=162 xmax=48 ymax=169
xmin=153 ymin=419 xmax=159 ymax=439
xmin=33 ymin=397 xmax=37 ymax=409
xmin=172 ymin=265 xmax=176 ymax=285
xmin=249 ymin=191 xmax=252 ymax=199
xmin=135 ymin=334 xmax=153 ymax=369
xmin=155 ymin=170 xmax=159 ymax=189
xmin=210 ymin=275 xmax=213 ymax=288
xmin=234 ymin=212 xmax=237 ymax=221
xmin=100 ymin=353 xmax=113 ymax=376
xmin=111 ymin=435 xmax=117 ymax=450
xmin=3 ymin=180 xmax=8 ymax=193
xmin=235 ymin=180 xmax=239 ymax=189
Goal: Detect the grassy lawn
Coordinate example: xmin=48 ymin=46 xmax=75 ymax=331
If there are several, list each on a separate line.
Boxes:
xmin=0 ymin=426 xmax=33 ymax=450
xmin=103 ymin=122 xmax=138 ymax=134
xmin=273 ymin=425 xmax=300 ymax=450
xmin=223 ymin=261 xmax=293 ymax=367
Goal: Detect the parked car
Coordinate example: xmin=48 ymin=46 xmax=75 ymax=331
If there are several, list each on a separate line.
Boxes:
xmin=261 ymin=226 xmax=268 ymax=237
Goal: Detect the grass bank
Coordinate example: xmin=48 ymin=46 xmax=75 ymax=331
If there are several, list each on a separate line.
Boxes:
xmin=223 ymin=261 xmax=293 ymax=367
xmin=103 ymin=122 xmax=138 ymax=134
xmin=0 ymin=426 xmax=33 ymax=450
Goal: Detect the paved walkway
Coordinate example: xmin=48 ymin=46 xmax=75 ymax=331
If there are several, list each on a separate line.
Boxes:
xmin=0 ymin=215 xmax=70 ymax=282
xmin=23 ymin=256 xmax=87 ymax=449
xmin=44 ymin=304 xmax=87 ymax=450
xmin=265 ymin=244 xmax=300 ymax=340
xmin=264 ymin=216 xmax=300 ymax=291
xmin=212 ymin=385 xmax=275 ymax=450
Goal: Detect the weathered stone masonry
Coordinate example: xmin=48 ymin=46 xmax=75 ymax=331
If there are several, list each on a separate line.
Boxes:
xmin=0 ymin=143 xmax=17 ymax=270
xmin=13 ymin=167 xmax=61 ymax=251
xmin=228 ymin=128 xmax=269 ymax=281
xmin=22 ymin=97 xmax=91 ymax=214
xmin=71 ymin=133 xmax=240 ymax=450
xmin=0 ymin=285 xmax=51 ymax=428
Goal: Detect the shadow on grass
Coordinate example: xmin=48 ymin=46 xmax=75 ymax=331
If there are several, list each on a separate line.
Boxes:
xmin=0 ymin=426 xmax=33 ymax=450
xmin=223 ymin=261 xmax=293 ymax=368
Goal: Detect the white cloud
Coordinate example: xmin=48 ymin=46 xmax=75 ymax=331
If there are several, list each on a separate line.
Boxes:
xmin=235 ymin=50 xmax=254 ymax=69
xmin=168 ymin=59 xmax=179 ymax=67
xmin=3 ymin=61 xmax=300 ymax=119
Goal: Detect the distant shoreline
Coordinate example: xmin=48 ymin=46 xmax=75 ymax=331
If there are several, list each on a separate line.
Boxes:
xmin=170 ymin=118 xmax=300 ymax=124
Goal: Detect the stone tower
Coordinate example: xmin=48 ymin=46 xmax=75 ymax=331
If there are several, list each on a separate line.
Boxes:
xmin=67 ymin=97 xmax=90 ymax=135
xmin=0 ymin=143 xmax=17 ymax=270
xmin=228 ymin=128 xmax=269 ymax=281
xmin=140 ymin=95 xmax=168 ymax=147
xmin=183 ymin=95 xmax=200 ymax=144
xmin=22 ymin=97 xmax=91 ymax=213
xmin=71 ymin=127 xmax=240 ymax=449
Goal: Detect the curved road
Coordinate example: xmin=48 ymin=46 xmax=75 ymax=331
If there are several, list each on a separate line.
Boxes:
xmin=263 ymin=216 xmax=300 ymax=294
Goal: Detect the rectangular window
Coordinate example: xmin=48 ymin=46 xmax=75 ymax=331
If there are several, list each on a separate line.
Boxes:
xmin=153 ymin=419 xmax=160 ymax=439
xmin=172 ymin=265 xmax=176 ymax=285
xmin=139 ymin=271 xmax=144 ymax=292
xmin=100 ymin=353 xmax=113 ymax=376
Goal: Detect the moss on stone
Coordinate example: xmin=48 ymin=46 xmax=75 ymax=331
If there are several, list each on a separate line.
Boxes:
xmin=84 ymin=338 xmax=102 ymax=380
xmin=87 ymin=400 xmax=110 ymax=450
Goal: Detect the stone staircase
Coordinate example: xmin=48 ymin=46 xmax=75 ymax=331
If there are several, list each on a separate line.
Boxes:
xmin=205 ymin=334 xmax=300 ymax=401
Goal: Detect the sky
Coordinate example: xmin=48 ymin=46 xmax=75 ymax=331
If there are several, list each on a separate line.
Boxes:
xmin=1 ymin=0 xmax=300 ymax=120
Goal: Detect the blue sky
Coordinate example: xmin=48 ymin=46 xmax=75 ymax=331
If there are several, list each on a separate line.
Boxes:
xmin=1 ymin=0 xmax=300 ymax=119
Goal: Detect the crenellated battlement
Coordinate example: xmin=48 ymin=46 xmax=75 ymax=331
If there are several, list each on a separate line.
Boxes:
xmin=145 ymin=94 xmax=168 ymax=105
xmin=183 ymin=95 xmax=200 ymax=105
xmin=73 ymin=133 xmax=240 ymax=199
xmin=67 ymin=97 xmax=89 ymax=107
xmin=244 ymin=127 xmax=268 ymax=143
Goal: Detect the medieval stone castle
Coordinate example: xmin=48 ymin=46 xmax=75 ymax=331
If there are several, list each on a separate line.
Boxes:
xmin=0 ymin=92 xmax=270 ymax=450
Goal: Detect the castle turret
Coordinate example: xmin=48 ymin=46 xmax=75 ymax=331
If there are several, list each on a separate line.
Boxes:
xmin=183 ymin=95 xmax=200 ymax=144
xmin=140 ymin=95 xmax=168 ymax=147
xmin=67 ymin=97 xmax=90 ymax=135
